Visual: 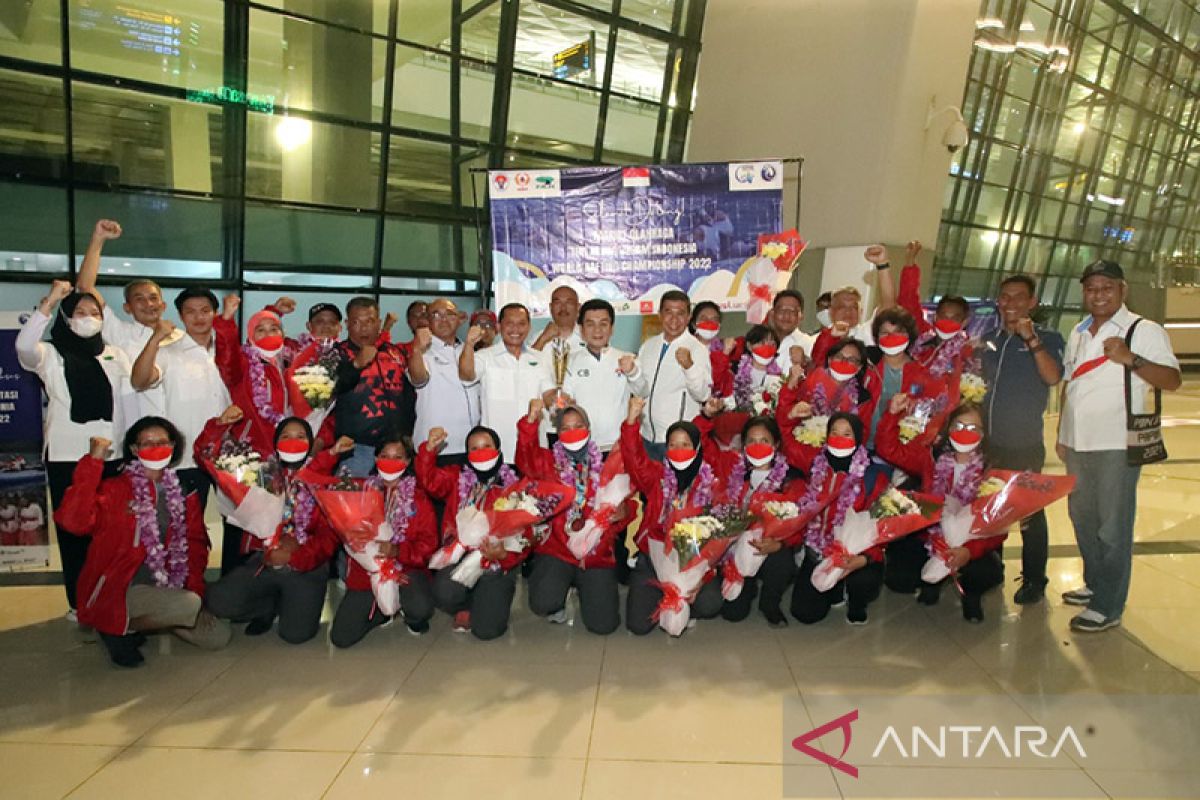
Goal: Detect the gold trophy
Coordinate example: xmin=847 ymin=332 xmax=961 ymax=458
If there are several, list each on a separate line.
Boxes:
xmin=551 ymin=337 xmax=571 ymax=414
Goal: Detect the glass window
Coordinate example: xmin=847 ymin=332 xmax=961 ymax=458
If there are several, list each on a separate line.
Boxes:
xmin=243 ymin=269 xmax=372 ymax=289
xmin=70 ymin=0 xmax=225 ymax=91
xmin=382 ymin=217 xmax=458 ymax=274
xmin=0 ymin=182 xmax=69 ymax=272
xmin=611 ymin=28 xmax=669 ymax=102
xmin=459 ymin=1 xmax=504 ymax=63
xmin=507 ymin=74 xmax=600 ymax=158
xmin=386 ymin=136 xmax=453 ymax=210
xmin=253 ymin=0 xmax=390 ymax=35
xmin=244 ymin=204 xmax=376 ymax=270
xmin=621 ymin=0 xmax=678 ymax=31
xmin=391 ymin=43 xmax=453 ymax=135
xmin=396 ymin=0 xmax=455 ymax=48
xmin=603 ymin=95 xmax=659 ymax=161
xmin=0 ymin=0 xmax=61 ymax=64
xmin=0 ymin=70 xmax=67 ymax=180
xmin=245 ymin=112 xmax=381 ymax=208
xmin=512 ymin=2 xmax=609 ymax=88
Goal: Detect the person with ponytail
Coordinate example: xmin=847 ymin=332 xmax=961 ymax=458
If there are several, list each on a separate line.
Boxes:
xmin=695 ymin=399 xmax=804 ymax=626
xmin=877 ymin=398 xmax=1003 ymax=622
xmin=789 ymin=413 xmax=891 ymax=625
xmin=777 ymin=338 xmax=874 ymax=474
xmin=17 ymin=279 xmax=139 ymax=617
xmin=417 ymin=424 xmax=528 ymax=640
xmin=620 ymin=395 xmax=724 ymax=635
xmin=202 ymin=411 xmax=338 ymax=643
xmin=55 ymin=417 xmax=230 ymax=667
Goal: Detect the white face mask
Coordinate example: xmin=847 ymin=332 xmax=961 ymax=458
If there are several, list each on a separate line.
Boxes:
xmin=816 ymin=309 xmax=833 ymax=329
xmin=694 ymin=325 xmax=719 ymax=341
xmin=950 ymin=438 xmax=980 ymax=453
xmin=138 ymin=454 xmax=172 ymax=470
xmin=935 ymin=327 xmax=961 ymax=341
xmin=745 ymin=449 xmax=775 ymax=468
xmin=255 ymin=344 xmax=282 ymax=359
xmin=377 ymin=468 xmax=403 ymax=481
xmin=68 ymin=316 xmax=103 ymax=338
xmin=277 ymin=448 xmax=308 ymax=464
xmin=667 ymin=454 xmax=697 ymax=471
xmin=879 ymin=338 xmax=910 ymax=356
xmin=470 ymin=455 xmax=500 ymax=472
xmin=826 ymin=443 xmax=856 ymax=459
xmin=560 ymin=433 xmax=590 ymax=452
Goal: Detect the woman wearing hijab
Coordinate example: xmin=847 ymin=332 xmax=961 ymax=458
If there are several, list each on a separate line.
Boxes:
xmin=55 ymin=417 xmax=231 ymax=667
xmin=16 ymin=279 xmax=138 ymax=615
xmin=213 ymin=298 xmax=292 ymax=456
xmin=199 ymin=408 xmax=338 ymax=643
xmin=417 ymin=424 xmax=529 ymax=640
xmin=620 ymin=395 xmax=724 ymax=635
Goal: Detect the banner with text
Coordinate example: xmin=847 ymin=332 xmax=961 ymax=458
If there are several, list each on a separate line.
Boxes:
xmin=489 ymin=161 xmax=785 ymax=315
xmin=0 ymin=311 xmax=49 ymax=569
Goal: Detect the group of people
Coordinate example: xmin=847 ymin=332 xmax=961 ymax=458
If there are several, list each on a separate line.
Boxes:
xmin=16 ymin=221 xmax=1181 ymax=668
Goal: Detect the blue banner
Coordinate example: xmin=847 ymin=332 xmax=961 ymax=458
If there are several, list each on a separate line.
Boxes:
xmin=489 ymin=161 xmax=785 ymax=315
xmin=0 ymin=311 xmax=49 ymax=569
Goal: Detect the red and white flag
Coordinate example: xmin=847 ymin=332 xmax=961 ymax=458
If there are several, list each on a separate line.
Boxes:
xmin=622 ymin=166 xmax=650 ymax=187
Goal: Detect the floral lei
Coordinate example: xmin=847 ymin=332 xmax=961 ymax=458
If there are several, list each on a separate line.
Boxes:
xmin=919 ymin=331 xmax=968 ymax=379
xmin=730 ymin=452 xmax=790 ymax=507
xmin=457 ymin=463 xmax=519 ymax=510
xmin=552 ymin=439 xmax=604 ymax=526
xmin=660 ymin=460 xmax=716 ymax=524
xmin=810 ymin=372 xmax=861 ymax=416
xmin=733 ymin=354 xmax=782 ymax=411
xmin=925 ymin=450 xmax=986 ymax=554
xmin=800 ymin=446 xmax=871 ymax=552
xmin=243 ymin=342 xmax=285 ymax=426
xmin=369 ymin=474 xmax=417 ymax=545
xmin=126 ymin=461 xmax=190 ymax=588
xmin=278 ymin=469 xmax=316 ymax=544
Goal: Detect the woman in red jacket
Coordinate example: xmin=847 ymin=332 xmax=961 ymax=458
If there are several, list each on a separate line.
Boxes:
xmin=322 ymin=435 xmax=438 ymax=647
xmin=201 ymin=410 xmax=338 ymax=644
xmin=777 ymin=338 xmax=872 ymax=474
xmin=517 ymin=399 xmax=629 ymax=635
xmin=417 ymin=424 xmax=529 ymax=640
xmin=56 ymin=417 xmax=230 ymax=668
xmin=620 ymin=395 xmax=723 ymax=635
xmin=689 ymin=301 xmax=735 ymax=401
xmin=695 ymin=400 xmax=805 ymax=626
xmin=876 ymin=397 xmax=1002 ymax=622
xmin=213 ymin=298 xmax=291 ymax=456
xmin=789 ymin=413 xmax=890 ymax=625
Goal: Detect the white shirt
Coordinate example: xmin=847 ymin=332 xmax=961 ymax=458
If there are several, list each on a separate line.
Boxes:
xmin=148 ymin=333 xmax=231 ymax=469
xmin=537 ymin=330 xmax=586 ymax=437
xmin=635 ymin=331 xmax=712 ymax=443
xmin=1059 ymin=305 xmax=1179 ymax=452
xmin=561 ymin=346 xmax=646 ymax=451
xmin=466 ymin=342 xmax=552 ymax=463
xmin=777 ymin=330 xmax=815 ymax=371
xmin=16 ymin=310 xmax=138 ymax=462
xmin=101 ymin=306 xmax=181 ymax=417
xmin=412 ymin=337 xmax=480 ymax=456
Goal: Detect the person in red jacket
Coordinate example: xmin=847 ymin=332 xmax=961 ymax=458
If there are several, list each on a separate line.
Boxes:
xmin=213 ymin=296 xmax=292 ymax=456
xmin=56 ymin=417 xmax=231 ymax=668
xmin=620 ymin=395 xmax=724 ymax=635
xmin=695 ymin=401 xmax=805 ymax=626
xmin=202 ymin=413 xmax=338 ymax=644
xmin=317 ymin=435 xmax=438 ymax=647
xmin=896 ymin=241 xmax=975 ymax=406
xmin=517 ymin=399 xmax=630 ymax=635
xmin=417 ymin=424 xmax=529 ymax=640
xmin=789 ymin=413 xmax=890 ymax=625
xmin=689 ymin=301 xmax=736 ymax=401
xmin=876 ymin=397 xmax=1002 ymax=622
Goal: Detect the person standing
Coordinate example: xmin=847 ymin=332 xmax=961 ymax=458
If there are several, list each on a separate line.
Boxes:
xmin=408 ymin=298 xmax=480 ymax=464
xmin=560 ymin=299 xmax=646 ymax=451
xmin=980 ymin=274 xmax=1064 ymax=604
xmin=768 ymin=290 xmax=814 ymax=372
xmin=810 ymin=244 xmax=898 ymax=366
xmin=1057 ymin=260 xmax=1180 ymax=632
xmin=532 ymin=285 xmax=585 ymax=353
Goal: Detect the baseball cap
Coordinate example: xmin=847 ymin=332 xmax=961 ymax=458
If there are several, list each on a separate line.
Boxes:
xmin=308 ymin=302 xmax=342 ymax=321
xmin=470 ymin=309 xmax=497 ymax=327
xmin=1079 ymin=259 xmax=1125 ymax=283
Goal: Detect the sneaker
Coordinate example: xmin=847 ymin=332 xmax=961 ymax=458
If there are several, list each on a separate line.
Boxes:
xmin=1061 ymin=587 xmax=1094 ymax=606
xmin=762 ymin=607 xmax=788 ymax=628
xmin=1070 ymin=609 xmax=1120 ymax=632
xmin=65 ymin=608 xmax=78 ymax=624
xmin=962 ymin=594 xmax=984 ymax=623
xmin=546 ymin=608 xmax=569 ymax=625
xmin=916 ymin=583 xmax=941 ymax=606
xmin=1013 ymin=577 xmax=1046 ymax=605
xmin=405 ymin=619 xmax=430 ymax=637
xmin=846 ymin=606 xmax=868 ymax=625
xmin=99 ymin=632 xmax=145 ymax=669
xmin=452 ymin=611 xmax=471 ymax=633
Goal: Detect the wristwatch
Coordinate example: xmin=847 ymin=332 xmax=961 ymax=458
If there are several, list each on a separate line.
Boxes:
xmin=1131 ymin=355 xmax=1147 ymax=371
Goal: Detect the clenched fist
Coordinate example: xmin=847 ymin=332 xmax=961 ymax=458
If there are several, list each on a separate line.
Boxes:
xmin=426 ymin=427 xmax=448 ymax=452
xmin=675 ymin=347 xmax=694 ymax=370
xmin=92 ymin=219 xmax=122 ymax=241
xmin=413 ymin=327 xmax=433 ymax=353
xmin=218 ymin=404 xmax=244 ymax=425
xmin=864 ymin=244 xmax=889 ymax=266
xmin=618 ymin=354 xmax=637 ymax=375
xmin=89 ymin=437 xmax=113 ymax=460
xmin=626 ymin=395 xmax=646 ymax=424
xmin=332 ymin=436 xmax=355 ymax=456
xmin=221 ymin=294 xmax=241 ymax=321
xmin=273 ymin=296 xmax=297 ymax=315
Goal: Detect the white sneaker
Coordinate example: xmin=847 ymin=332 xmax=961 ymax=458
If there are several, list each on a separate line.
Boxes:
xmin=547 ymin=608 xmax=569 ymax=624
xmin=1061 ymin=587 xmax=1094 ymax=606
xmin=1070 ymin=608 xmax=1120 ymax=632
xmin=65 ymin=608 xmax=78 ymax=623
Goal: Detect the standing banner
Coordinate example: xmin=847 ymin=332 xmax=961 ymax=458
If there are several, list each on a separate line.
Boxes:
xmin=0 ymin=311 xmax=50 ymax=569
xmin=489 ymin=161 xmax=785 ymax=315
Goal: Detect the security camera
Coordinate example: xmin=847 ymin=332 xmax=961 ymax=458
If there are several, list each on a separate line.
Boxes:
xmin=943 ymin=118 xmax=969 ymax=153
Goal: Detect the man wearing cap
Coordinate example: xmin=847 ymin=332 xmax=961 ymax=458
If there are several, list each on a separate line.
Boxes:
xmin=305 ymin=302 xmax=343 ymax=343
xmin=130 ymin=287 xmax=231 ymax=503
xmin=470 ymin=309 xmax=498 ymax=351
xmin=1057 ymin=260 xmax=1180 ymax=632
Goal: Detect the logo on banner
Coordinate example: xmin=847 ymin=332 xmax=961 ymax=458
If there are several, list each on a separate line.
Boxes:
xmin=729 ymin=160 xmax=784 ymax=192
xmin=489 ymin=169 xmax=562 ymax=199
xmin=516 ymin=172 xmax=531 ymax=188
xmin=622 ymin=166 xmax=651 ymax=187
xmin=639 ymin=301 xmax=654 ymax=314
xmin=492 ymin=174 xmax=509 ymax=191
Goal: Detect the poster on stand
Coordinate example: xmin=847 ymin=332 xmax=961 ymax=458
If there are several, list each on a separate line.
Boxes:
xmin=0 ymin=311 xmax=49 ymax=570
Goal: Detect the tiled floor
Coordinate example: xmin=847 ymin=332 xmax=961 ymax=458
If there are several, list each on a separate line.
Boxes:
xmin=2 ymin=389 xmax=1199 ymax=798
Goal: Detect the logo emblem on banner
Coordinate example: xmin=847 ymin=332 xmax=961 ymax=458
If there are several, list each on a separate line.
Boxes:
xmin=729 ymin=160 xmax=784 ymax=192
xmin=489 ymin=169 xmax=562 ymax=199
xmin=493 ymin=174 xmax=508 ymax=191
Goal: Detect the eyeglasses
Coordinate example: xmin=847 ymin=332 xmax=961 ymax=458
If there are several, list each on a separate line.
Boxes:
xmin=950 ymin=421 xmax=981 ymax=432
xmin=429 ymin=310 xmax=456 ymax=321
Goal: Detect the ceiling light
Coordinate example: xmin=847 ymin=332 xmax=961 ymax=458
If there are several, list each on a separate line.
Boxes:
xmin=275 ymin=116 xmax=312 ymax=152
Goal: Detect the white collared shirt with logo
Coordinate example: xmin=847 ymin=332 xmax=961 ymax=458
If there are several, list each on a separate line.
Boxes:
xmin=151 ymin=334 xmax=231 ymax=469
xmin=465 ymin=342 xmax=552 ymax=463
xmin=561 ymin=346 xmax=647 ymax=451
xmin=413 ymin=337 xmax=481 ymax=456
xmin=102 ymin=306 xmax=183 ymax=418
xmin=635 ymin=331 xmax=713 ymax=444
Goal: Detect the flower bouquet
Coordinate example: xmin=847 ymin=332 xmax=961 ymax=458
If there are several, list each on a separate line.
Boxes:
xmin=897 ymin=394 xmax=949 ymax=445
xmin=811 ymin=488 xmax=943 ymax=591
xmin=286 ymin=339 xmax=340 ymax=432
xmin=959 ymin=372 xmax=987 ymax=404
xmin=794 ymin=414 xmax=830 ymax=448
xmin=921 ymin=470 xmax=1076 ymax=583
xmin=428 ymin=478 xmax=575 ymax=587
xmin=721 ymin=492 xmax=831 ymax=601
xmin=205 ymin=438 xmax=285 ymax=542
xmin=648 ymin=504 xmax=744 ymax=636
xmin=566 ymin=449 xmax=634 ymax=561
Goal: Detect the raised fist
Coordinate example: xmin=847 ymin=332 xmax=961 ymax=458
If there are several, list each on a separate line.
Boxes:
xmin=864 ymin=244 xmax=889 ymax=266
xmin=618 ymin=354 xmax=637 ymax=375
xmin=674 ymin=347 xmax=694 ymax=370
xmin=89 ymin=437 xmax=113 ymax=460
xmin=218 ymin=404 xmax=244 ymax=425
xmin=48 ymin=280 xmax=73 ymax=303
xmin=527 ymin=396 xmax=545 ymax=422
xmin=221 ymin=294 xmax=241 ymax=321
xmin=465 ymin=325 xmax=484 ymax=346
xmin=93 ymin=219 xmax=122 ymax=241
xmin=332 ymin=436 xmax=355 ymax=456
xmin=426 ymin=427 xmax=448 ymax=452
xmin=414 ymin=327 xmax=433 ymax=353
xmin=273 ymin=296 xmax=297 ymax=316
xmin=153 ymin=318 xmax=176 ymax=341
xmin=702 ymin=397 xmax=725 ymax=419
xmin=788 ymin=401 xmax=813 ymax=421
xmin=626 ymin=395 xmax=646 ymax=424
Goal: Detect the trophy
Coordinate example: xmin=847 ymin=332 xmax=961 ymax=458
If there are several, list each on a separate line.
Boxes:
xmin=550 ymin=337 xmax=571 ymax=415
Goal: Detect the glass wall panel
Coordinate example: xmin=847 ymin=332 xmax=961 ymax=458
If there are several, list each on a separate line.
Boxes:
xmin=0 ymin=0 xmax=62 ymax=64
xmin=0 ymin=70 xmax=67 ymax=180
xmin=245 ymin=112 xmax=381 ymax=209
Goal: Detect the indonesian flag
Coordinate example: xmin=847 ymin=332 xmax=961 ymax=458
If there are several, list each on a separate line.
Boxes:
xmin=622 ymin=166 xmax=650 ymax=187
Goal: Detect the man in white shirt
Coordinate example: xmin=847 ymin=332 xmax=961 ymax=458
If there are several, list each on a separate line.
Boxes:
xmin=532 ymin=285 xmax=586 ymax=353
xmin=1056 ymin=260 xmax=1180 ymax=633
xmin=810 ymin=244 xmax=898 ymax=364
xmin=130 ymin=287 xmax=231 ymax=506
xmin=560 ymin=299 xmax=647 ymax=452
xmin=768 ymin=289 xmax=815 ymax=370
xmin=460 ymin=303 xmax=551 ymax=464
xmin=633 ymin=290 xmax=712 ymax=460
xmin=409 ymin=298 xmax=480 ymax=463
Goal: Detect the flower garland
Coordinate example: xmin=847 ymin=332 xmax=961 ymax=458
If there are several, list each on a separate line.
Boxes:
xmin=126 ymin=461 xmax=190 ymax=588
xmin=733 ymin=452 xmax=790 ymax=506
xmin=732 ymin=354 xmax=782 ymax=412
xmin=659 ymin=460 xmax=716 ymax=524
xmin=810 ymin=372 xmax=861 ymax=416
xmin=457 ymin=463 xmax=519 ymax=510
xmin=925 ymin=450 xmax=986 ymax=557
xmin=279 ymin=470 xmax=316 ymax=545
xmin=800 ymin=446 xmax=871 ymax=553
xmin=919 ymin=332 xmax=968 ymax=379
xmin=552 ymin=439 xmax=604 ymax=526
xmin=376 ymin=475 xmax=417 ymax=545
xmin=243 ymin=342 xmax=285 ymax=426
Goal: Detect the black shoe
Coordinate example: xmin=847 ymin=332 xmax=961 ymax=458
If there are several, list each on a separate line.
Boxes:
xmin=245 ymin=616 xmax=274 ymax=636
xmin=1013 ymin=577 xmax=1046 ymax=605
xmin=762 ymin=607 xmax=788 ymax=628
xmin=100 ymin=633 xmax=145 ymax=668
xmin=962 ymin=594 xmax=984 ymax=623
xmin=405 ymin=619 xmax=430 ymax=637
xmin=846 ymin=606 xmax=868 ymax=625
xmin=916 ymin=583 xmax=941 ymax=606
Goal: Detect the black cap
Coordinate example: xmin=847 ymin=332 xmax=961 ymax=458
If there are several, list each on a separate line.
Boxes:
xmin=173 ymin=286 xmax=219 ymax=313
xmin=308 ymin=302 xmax=342 ymax=321
xmin=1079 ymin=259 xmax=1125 ymax=283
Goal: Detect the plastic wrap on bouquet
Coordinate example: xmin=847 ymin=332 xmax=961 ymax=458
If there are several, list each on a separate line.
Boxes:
xmin=212 ymin=470 xmax=284 ymax=542
xmin=721 ymin=492 xmax=828 ymax=601
xmin=757 ymin=229 xmax=807 ymax=271
xmin=920 ymin=501 xmax=981 ymax=584
xmin=744 ymin=256 xmax=779 ymax=325
xmin=648 ymin=508 xmax=738 ymax=636
xmin=311 ymin=487 xmax=384 ymax=551
xmin=357 ymin=521 xmax=408 ymax=616
xmin=286 ymin=341 xmax=339 ymax=434
xmin=566 ymin=449 xmax=633 ymax=561
xmin=811 ymin=491 xmax=943 ymax=592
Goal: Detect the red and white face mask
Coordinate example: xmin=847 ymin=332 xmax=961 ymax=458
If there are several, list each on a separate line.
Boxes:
xmin=137 ymin=445 xmax=173 ymax=471
xmin=934 ymin=319 xmax=964 ymax=340
xmin=666 ymin=448 xmax=698 ymax=471
xmin=375 ymin=458 xmax=408 ymax=481
xmin=948 ymin=428 xmax=983 ymax=453
xmin=829 ymin=359 xmax=859 ymax=382
xmin=878 ymin=333 xmax=910 ymax=356
xmin=468 ymin=447 xmax=501 ymax=472
xmin=277 ymin=438 xmax=310 ymax=464
xmin=826 ymin=435 xmax=857 ymax=459
xmin=745 ymin=442 xmax=775 ymax=467
xmin=558 ymin=426 xmax=590 ymax=452
xmin=255 ymin=334 xmax=284 ymax=358
xmin=751 ymin=344 xmax=778 ymax=366
xmin=694 ymin=320 xmax=720 ymax=341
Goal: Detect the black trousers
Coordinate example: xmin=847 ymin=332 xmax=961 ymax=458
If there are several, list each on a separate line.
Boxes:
xmin=922 ymin=550 xmax=1005 ymax=601
xmin=206 ymin=553 xmax=329 ymax=644
xmin=791 ymin=548 xmax=884 ymax=624
xmin=432 ymin=566 xmax=518 ymax=641
xmin=625 ymin=552 xmax=723 ymax=635
xmin=988 ymin=442 xmax=1049 ymax=584
xmin=47 ymin=459 xmax=120 ymax=610
xmin=884 ymin=535 xmax=928 ymax=595
xmin=526 ymin=554 xmax=620 ymax=635
xmin=721 ymin=545 xmax=798 ymax=621
xmin=329 ymin=571 xmax=435 ymax=648
xmin=176 ymin=467 xmax=212 ymax=513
